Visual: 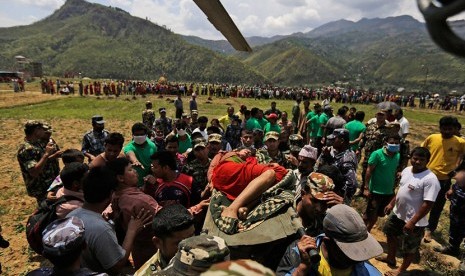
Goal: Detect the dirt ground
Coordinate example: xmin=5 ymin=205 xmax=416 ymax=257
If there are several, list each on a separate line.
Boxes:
xmin=0 ymin=90 xmax=462 ymax=275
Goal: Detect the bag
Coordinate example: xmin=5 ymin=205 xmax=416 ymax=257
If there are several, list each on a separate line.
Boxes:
xmin=26 ymin=195 xmax=83 ymax=255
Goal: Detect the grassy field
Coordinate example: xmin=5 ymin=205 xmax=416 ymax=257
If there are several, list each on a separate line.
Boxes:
xmin=0 ymin=86 xmax=464 ymax=275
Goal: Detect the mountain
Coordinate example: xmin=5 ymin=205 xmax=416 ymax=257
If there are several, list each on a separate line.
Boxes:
xmin=190 ymin=15 xmax=465 ymax=88
xmin=0 ymin=0 xmax=265 ymax=83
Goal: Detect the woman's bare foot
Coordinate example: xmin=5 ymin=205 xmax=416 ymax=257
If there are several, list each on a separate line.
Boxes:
xmin=238 ymin=207 xmax=249 ymax=220
xmin=221 ymin=206 xmax=238 ymax=220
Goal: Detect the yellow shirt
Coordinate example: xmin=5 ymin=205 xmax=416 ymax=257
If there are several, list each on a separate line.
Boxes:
xmin=422 ymin=134 xmax=465 ymax=180
xmin=317 ymin=250 xmax=352 ymax=276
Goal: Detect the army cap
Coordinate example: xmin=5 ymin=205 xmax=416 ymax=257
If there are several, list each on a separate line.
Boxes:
xmin=201 ymin=259 xmax=275 ymax=276
xmin=156 ymin=235 xmax=230 ymax=276
xmin=263 ymin=131 xmax=279 ymax=142
xmin=159 ymin=107 xmax=167 ymax=113
xmin=24 ymin=120 xmax=44 ymax=133
xmin=327 ymin=128 xmax=349 ymax=141
xmin=306 ymin=172 xmax=335 ymax=200
xmin=42 ymin=122 xmax=53 ymax=133
xmin=208 ymin=133 xmax=222 ymax=143
xmin=42 ymin=217 xmax=85 ymax=257
xmin=91 ymin=115 xmax=105 ymax=124
xmin=289 ymin=134 xmax=303 ymax=142
xmin=191 ymin=110 xmax=199 ymax=115
xmin=193 ymin=138 xmax=208 ymax=150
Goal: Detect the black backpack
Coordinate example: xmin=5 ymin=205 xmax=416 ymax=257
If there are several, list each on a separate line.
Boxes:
xmin=26 ymin=195 xmax=83 ymax=255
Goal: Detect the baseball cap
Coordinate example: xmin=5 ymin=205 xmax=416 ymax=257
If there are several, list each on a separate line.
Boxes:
xmin=42 ymin=217 xmax=85 ymax=257
xmin=193 ymin=138 xmax=208 ymax=150
xmin=91 ymin=115 xmax=105 ymax=124
xmin=267 ymin=113 xmax=278 ymax=120
xmin=327 ymin=128 xmax=349 ymax=140
xmin=182 ymin=113 xmax=189 ymax=118
xmin=263 ymin=131 xmax=279 ymax=142
xmin=298 ymin=145 xmax=317 ymax=160
xmin=156 ymin=235 xmax=230 ymax=276
xmin=208 ymin=133 xmax=222 ymax=143
xmin=323 ymin=204 xmax=383 ymax=262
xmin=159 ymin=107 xmax=167 ymax=113
xmin=376 ymin=109 xmax=387 ymax=115
xmin=201 ymin=259 xmax=275 ymax=276
xmin=306 ymin=172 xmax=335 ymax=200
xmin=191 ymin=110 xmax=199 ymax=115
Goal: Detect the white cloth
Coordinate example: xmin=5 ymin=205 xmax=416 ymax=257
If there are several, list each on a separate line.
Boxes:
xmin=393 ymin=166 xmax=440 ymax=227
xmin=192 ymin=128 xmax=208 ymax=140
xmin=396 ymin=116 xmax=410 ymax=137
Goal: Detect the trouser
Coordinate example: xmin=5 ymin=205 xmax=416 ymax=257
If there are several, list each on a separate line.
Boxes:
xmin=427 ymin=178 xmax=452 ymax=232
xmin=360 ymin=149 xmax=373 ymax=192
xmin=449 ymin=198 xmax=465 ymax=249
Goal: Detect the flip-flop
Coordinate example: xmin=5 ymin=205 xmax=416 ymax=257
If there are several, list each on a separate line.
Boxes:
xmin=215 ymin=215 xmax=239 ymax=235
xmin=384 ymin=269 xmax=400 ymax=276
xmin=375 ymin=254 xmax=397 ymax=268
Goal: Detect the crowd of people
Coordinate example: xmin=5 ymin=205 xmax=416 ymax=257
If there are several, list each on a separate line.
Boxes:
xmin=13 ymin=94 xmax=465 ymax=276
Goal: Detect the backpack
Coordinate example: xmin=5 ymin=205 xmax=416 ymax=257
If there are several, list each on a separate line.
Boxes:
xmin=26 ymin=195 xmax=83 ymax=255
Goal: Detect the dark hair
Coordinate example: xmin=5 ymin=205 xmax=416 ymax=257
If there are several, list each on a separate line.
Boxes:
xmin=207 ymin=126 xmax=221 ymax=134
xmin=337 ymin=107 xmax=346 ymax=116
xmin=106 ymin=157 xmax=131 ymax=177
xmin=60 ymin=162 xmax=89 ymax=190
xmin=82 ymin=166 xmax=117 ymax=203
xmin=439 ymin=116 xmax=458 ymax=127
xmin=250 ymin=107 xmax=259 ymax=117
xmin=150 ymin=151 xmax=177 ymax=171
xmin=61 ymin=149 xmax=85 ymax=164
xmin=198 ymin=116 xmax=208 ymax=123
xmin=131 ymin=122 xmax=148 ymax=134
xmin=410 ymin=147 xmax=431 ymax=161
xmin=385 ymin=133 xmax=401 ymax=142
xmin=165 ymin=134 xmax=179 ymax=145
xmin=355 ymin=111 xmax=365 ymax=121
xmin=191 ymin=132 xmax=203 ymax=140
xmin=241 ymin=129 xmax=253 ymax=137
xmin=152 ymin=204 xmax=194 ymax=239
xmin=244 ymin=110 xmax=251 ymax=117
xmin=44 ymin=245 xmax=83 ymax=268
xmin=105 ymin=132 xmax=124 ymax=147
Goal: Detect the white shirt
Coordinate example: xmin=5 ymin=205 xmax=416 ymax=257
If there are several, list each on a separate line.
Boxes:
xmin=396 ymin=116 xmax=410 ymax=137
xmin=393 ymin=166 xmax=440 ymax=227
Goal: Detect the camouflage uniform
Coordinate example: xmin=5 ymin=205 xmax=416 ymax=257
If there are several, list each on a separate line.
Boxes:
xmin=182 ymin=158 xmax=211 ymax=204
xmin=135 ymin=250 xmax=168 ymax=276
xmin=359 ymin=122 xmax=397 ymax=190
xmin=202 ymin=259 xmax=275 ymax=276
xmin=153 ymin=235 xmax=230 ymax=276
xmin=154 ymin=117 xmax=173 ymax=137
xmin=142 ymin=109 xmax=156 ymax=130
xmin=259 ymin=149 xmax=291 ymax=169
xmin=81 ymin=129 xmax=109 ymax=157
xmin=17 ymin=127 xmax=57 ymax=201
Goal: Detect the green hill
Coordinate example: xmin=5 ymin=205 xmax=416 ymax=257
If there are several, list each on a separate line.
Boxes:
xmin=0 ymin=0 xmax=265 ymax=83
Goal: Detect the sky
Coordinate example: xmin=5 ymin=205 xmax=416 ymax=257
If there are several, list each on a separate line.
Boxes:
xmin=0 ymin=0 xmax=438 ymax=40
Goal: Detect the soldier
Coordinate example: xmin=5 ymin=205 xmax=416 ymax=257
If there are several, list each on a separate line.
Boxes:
xmin=357 ymin=110 xmax=396 ymax=197
xmin=182 ymin=139 xmax=211 ymax=205
xmin=153 ymin=235 xmax=230 ymax=276
xmin=142 ymin=101 xmax=156 ymax=131
xmin=154 ymin=108 xmax=173 ymax=137
xmin=203 ymin=259 xmax=275 ymax=276
xmin=261 ymin=131 xmax=291 ymax=168
xmin=81 ymin=115 xmax=109 ymax=162
xmin=17 ymin=120 xmax=60 ymax=204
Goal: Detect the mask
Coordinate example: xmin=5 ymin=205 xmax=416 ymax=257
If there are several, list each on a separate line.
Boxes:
xmin=177 ymin=129 xmax=186 ymax=136
xmin=133 ymin=135 xmax=147 ymax=145
xmin=386 ymin=143 xmax=400 ymax=153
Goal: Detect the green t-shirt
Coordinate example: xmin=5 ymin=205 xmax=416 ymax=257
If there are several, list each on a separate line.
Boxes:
xmin=309 ymin=114 xmax=320 ymax=138
xmin=317 ymin=113 xmax=329 ymax=138
xmin=177 ymin=134 xmax=192 ymax=154
xmin=123 ymin=138 xmax=158 ymax=187
xmin=264 ymin=123 xmax=281 ymax=134
xmin=368 ymin=148 xmax=399 ymax=195
xmin=246 ymin=117 xmax=262 ymax=131
xmin=257 ymin=117 xmax=269 ymax=129
xmin=345 ymin=120 xmax=366 ymax=150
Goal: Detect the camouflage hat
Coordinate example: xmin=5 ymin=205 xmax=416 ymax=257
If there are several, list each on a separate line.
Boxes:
xmin=289 ymin=134 xmax=303 ymax=142
xmin=193 ymin=138 xmax=208 ymax=150
xmin=290 ymin=145 xmax=302 ymax=153
xmin=327 ymin=128 xmax=349 ymax=141
xmin=24 ymin=120 xmax=44 ymax=133
xmin=306 ymin=172 xmax=335 ymax=200
xmin=42 ymin=217 xmax=85 ymax=257
xmin=91 ymin=115 xmax=105 ymax=124
xmin=263 ymin=131 xmax=279 ymax=142
xmin=156 ymin=235 xmax=230 ymax=276
xmin=201 ymin=259 xmax=275 ymax=276
xmin=208 ymin=133 xmax=222 ymax=143
xmin=42 ymin=122 xmax=53 ymax=133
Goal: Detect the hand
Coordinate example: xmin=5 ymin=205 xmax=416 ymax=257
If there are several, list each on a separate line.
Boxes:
xmin=132 ymin=160 xmax=145 ymax=170
xmin=322 ymin=192 xmax=343 ymax=206
xmin=445 ymin=188 xmax=453 ymax=200
xmin=403 ymin=220 xmax=415 ymax=234
xmin=297 ymin=235 xmax=317 ymax=266
xmin=44 ymin=142 xmax=56 ymax=156
xmin=102 ymin=204 xmax=113 ymax=221
xmin=286 ymin=154 xmax=299 ymax=166
xmin=198 ymin=198 xmax=210 ymax=210
xmin=49 ymin=150 xmax=63 ymax=160
xmin=363 ymin=190 xmax=371 ymax=198
xmin=322 ymin=146 xmax=330 ymax=155
xmin=128 ymin=208 xmax=153 ymax=234
xmin=46 ymin=191 xmax=58 ymax=201
xmin=384 ymin=203 xmax=394 ymax=215
xmin=143 ymin=174 xmax=157 ymax=185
